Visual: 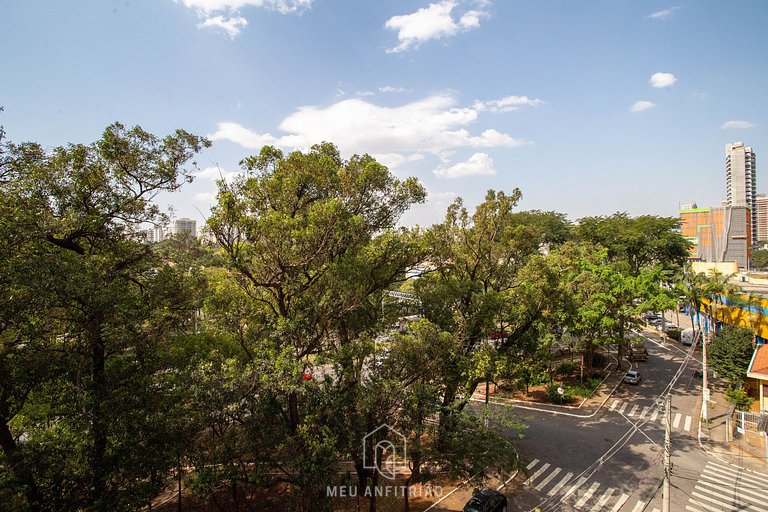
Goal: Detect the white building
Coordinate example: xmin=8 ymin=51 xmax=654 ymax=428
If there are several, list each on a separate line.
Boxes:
xmin=726 ymin=142 xmax=757 ymax=244
xmin=757 ymin=193 xmax=768 ymax=242
xmin=172 ymin=218 xmax=197 ymax=237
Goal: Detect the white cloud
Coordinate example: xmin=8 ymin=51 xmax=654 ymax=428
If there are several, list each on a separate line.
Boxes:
xmin=650 ymin=72 xmax=677 ymax=88
xmin=473 ymin=95 xmax=544 ymax=112
xmin=630 ymin=100 xmax=656 ymax=113
xmin=197 ymin=15 xmax=247 ymax=38
xmin=433 ymin=152 xmax=496 ymax=178
xmin=399 ymin=189 xmax=457 ymax=227
xmin=379 ymin=85 xmax=409 ymax=94
xmin=356 ymin=90 xmax=375 ymax=97
xmin=209 ymin=93 xmax=532 ymax=173
xmin=177 ymin=0 xmax=312 ymax=37
xmin=194 ymin=191 xmax=216 ymax=203
xmin=720 ymin=120 xmax=756 ymax=130
xmin=195 ymin=166 xmax=240 ymax=181
xmin=647 ymin=7 xmax=680 ymax=20
xmin=177 ymin=0 xmax=313 ymax=15
xmin=385 ymin=0 xmax=490 ymax=53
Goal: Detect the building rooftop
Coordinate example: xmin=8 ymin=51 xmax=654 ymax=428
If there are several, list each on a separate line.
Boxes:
xmin=747 ymin=344 xmax=768 ymax=380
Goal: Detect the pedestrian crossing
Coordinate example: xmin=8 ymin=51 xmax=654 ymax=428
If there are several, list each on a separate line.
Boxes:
xmin=686 ymin=459 xmax=768 ymax=512
xmin=522 ymin=458 xmax=657 ymax=511
xmin=608 ymin=399 xmax=695 ymax=432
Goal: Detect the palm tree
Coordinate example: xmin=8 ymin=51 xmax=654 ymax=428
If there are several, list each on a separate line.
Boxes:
xmin=677 ymin=266 xmax=706 ymax=335
xmin=699 ymin=269 xmax=742 ymax=420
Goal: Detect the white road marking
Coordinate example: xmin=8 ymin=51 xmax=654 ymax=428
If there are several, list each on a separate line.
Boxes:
xmin=628 ymin=404 xmax=639 ymax=417
xmin=610 ymin=493 xmax=629 ymax=512
xmin=524 ymin=463 xmax=550 ymax=486
xmin=574 ymin=482 xmax=600 ymax=509
xmin=589 ymin=487 xmax=614 ymax=512
xmin=526 ymin=458 xmax=539 ymax=470
xmin=639 ymin=406 xmax=650 ymax=419
xmin=684 ymin=415 xmax=692 ymax=431
xmin=535 ymin=467 xmax=561 ymax=491
xmin=619 ymin=402 xmax=628 ymax=415
xmin=673 ymin=413 xmax=682 ymax=428
xmin=547 ymin=472 xmax=573 ymax=496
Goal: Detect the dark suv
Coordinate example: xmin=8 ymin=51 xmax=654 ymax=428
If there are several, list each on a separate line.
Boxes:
xmin=462 ymin=488 xmax=508 ymax=512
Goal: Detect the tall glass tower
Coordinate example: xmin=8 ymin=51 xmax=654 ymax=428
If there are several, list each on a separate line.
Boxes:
xmin=726 ymin=142 xmax=757 ymax=245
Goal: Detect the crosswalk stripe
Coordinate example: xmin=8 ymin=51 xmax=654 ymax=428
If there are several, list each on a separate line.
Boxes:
xmin=684 ymin=415 xmax=692 ymax=431
xmin=526 ymin=458 xmax=539 ymax=470
xmin=610 ymin=493 xmax=629 ymax=512
xmin=685 ymin=506 xmax=705 ymax=512
xmin=524 ymin=463 xmax=550 ymax=486
xmin=628 ymin=404 xmax=639 ymax=417
xmin=631 ymin=501 xmax=646 ymax=512
xmin=640 ymin=406 xmax=650 ymax=419
xmin=589 ymin=487 xmax=614 ymax=512
xmin=702 ymin=466 xmax=767 ymax=491
xmin=574 ymin=482 xmax=600 ymax=509
xmin=707 ymin=461 xmax=768 ymax=488
xmin=691 ymin=490 xmax=752 ymax=512
xmin=697 ymin=474 xmax=765 ymax=501
xmin=535 ymin=467 xmax=561 ymax=491
xmin=688 ymin=496 xmax=720 ymax=512
xmin=563 ymin=476 xmax=588 ymax=501
xmin=610 ymin=399 xmax=619 ymax=411
xmin=619 ymin=402 xmax=628 ymax=415
xmin=673 ymin=413 xmax=682 ymax=428
xmin=547 ymin=471 xmax=573 ymax=496
xmin=693 ymin=484 xmax=764 ymax=511
xmin=650 ymin=408 xmax=659 ymax=422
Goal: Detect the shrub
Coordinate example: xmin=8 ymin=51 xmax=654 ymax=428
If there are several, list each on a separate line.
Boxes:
xmin=547 ymin=383 xmax=574 ymax=404
xmin=725 ymin=385 xmax=754 ymax=411
xmin=556 ymin=362 xmax=578 ymax=375
xmin=666 ymin=328 xmax=681 ymax=341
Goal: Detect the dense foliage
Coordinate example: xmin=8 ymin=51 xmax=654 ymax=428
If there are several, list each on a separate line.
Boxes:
xmin=0 ymin=125 xmax=695 ymax=512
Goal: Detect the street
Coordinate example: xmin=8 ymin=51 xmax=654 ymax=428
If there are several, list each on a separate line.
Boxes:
xmin=484 ymin=332 xmax=768 ymax=512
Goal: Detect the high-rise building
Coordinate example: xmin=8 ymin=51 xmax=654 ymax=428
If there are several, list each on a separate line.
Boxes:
xmin=172 ymin=218 xmax=197 ymax=237
xmin=679 ymin=205 xmax=751 ymax=269
xmin=757 ymin=194 xmax=768 ymax=243
xmin=726 ymin=142 xmax=757 ymax=244
xmin=139 ymin=225 xmax=165 ymax=243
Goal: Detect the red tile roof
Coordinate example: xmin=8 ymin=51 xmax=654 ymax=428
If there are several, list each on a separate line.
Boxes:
xmin=748 ymin=345 xmax=768 ymax=378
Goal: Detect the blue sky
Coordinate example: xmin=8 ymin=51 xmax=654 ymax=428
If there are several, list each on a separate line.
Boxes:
xmin=2 ymin=0 xmax=767 ymax=227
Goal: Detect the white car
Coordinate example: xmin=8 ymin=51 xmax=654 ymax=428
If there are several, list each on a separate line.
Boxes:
xmin=624 ymin=370 xmax=642 ymax=385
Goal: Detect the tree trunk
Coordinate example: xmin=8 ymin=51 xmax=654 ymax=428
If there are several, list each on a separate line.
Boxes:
xmin=0 ymin=416 xmax=42 ymax=512
xmin=89 ymin=315 xmax=109 ymax=510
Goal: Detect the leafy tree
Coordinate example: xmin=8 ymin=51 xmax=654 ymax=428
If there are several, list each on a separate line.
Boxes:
xmin=752 ymin=249 xmax=768 ymax=270
xmin=415 ymin=190 xmax=556 ymax=444
xmin=207 ymin=143 xmax=426 ymax=508
xmin=573 ymin=214 xmax=690 ymax=364
xmin=0 ymin=123 xmax=208 ymax=511
xmin=709 ymin=326 xmax=754 ymax=385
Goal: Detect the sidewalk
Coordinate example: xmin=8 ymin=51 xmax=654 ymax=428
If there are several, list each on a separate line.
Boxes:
xmin=698 ymin=381 xmax=768 ymax=474
xmin=472 ymin=361 xmax=628 ymax=418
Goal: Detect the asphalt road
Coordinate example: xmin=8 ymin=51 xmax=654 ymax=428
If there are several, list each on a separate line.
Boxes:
xmin=493 ymin=334 xmax=732 ymax=512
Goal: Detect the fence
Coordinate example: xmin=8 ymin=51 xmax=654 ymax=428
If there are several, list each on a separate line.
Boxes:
xmin=728 ymin=409 xmax=768 ymax=461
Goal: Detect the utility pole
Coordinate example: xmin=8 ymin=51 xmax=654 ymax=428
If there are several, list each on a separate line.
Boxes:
xmin=663 ymin=395 xmax=671 ymax=512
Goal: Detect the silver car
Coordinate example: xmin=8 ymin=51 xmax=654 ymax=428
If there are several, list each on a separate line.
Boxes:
xmin=624 ymin=370 xmax=642 ymax=385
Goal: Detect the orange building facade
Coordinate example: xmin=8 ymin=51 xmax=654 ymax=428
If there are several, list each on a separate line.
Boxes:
xmin=679 ymin=206 xmax=751 ymax=268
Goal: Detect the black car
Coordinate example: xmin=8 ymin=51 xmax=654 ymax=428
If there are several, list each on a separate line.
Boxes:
xmin=463 ymin=488 xmax=507 ymax=512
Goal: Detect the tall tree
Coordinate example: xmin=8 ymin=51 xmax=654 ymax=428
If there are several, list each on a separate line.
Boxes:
xmin=0 ymin=123 xmax=208 ymax=511
xmin=207 ymin=143 xmax=426 ymax=508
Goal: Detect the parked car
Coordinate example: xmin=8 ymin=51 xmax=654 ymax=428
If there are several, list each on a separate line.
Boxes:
xmin=624 ymin=370 xmax=642 ymax=385
xmin=681 ymin=327 xmax=696 ymax=346
xmin=463 ymin=488 xmax=507 ymax=512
